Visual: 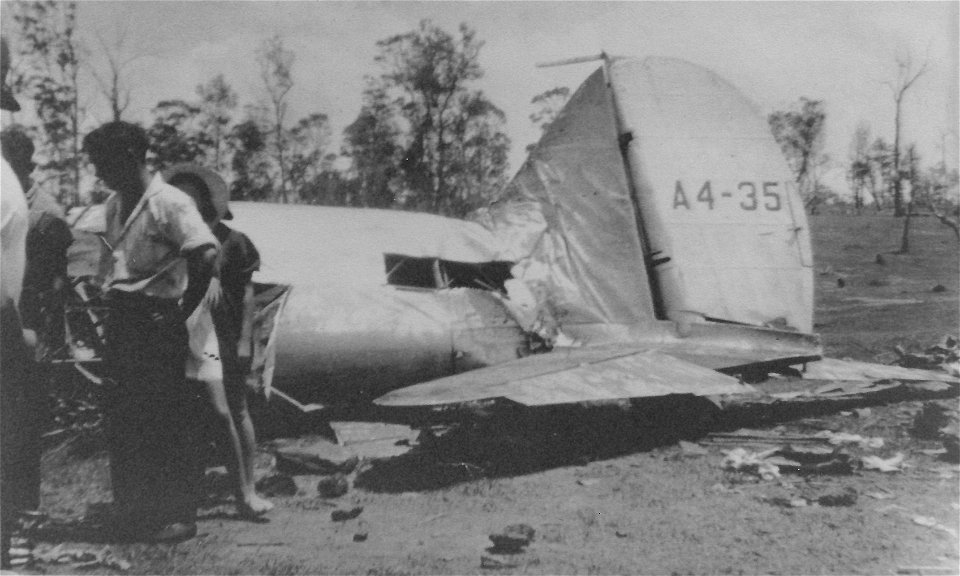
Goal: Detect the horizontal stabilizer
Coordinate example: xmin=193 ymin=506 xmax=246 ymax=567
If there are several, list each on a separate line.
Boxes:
xmin=374 ymin=347 xmax=755 ymax=408
xmin=799 ymin=357 xmax=958 ymax=383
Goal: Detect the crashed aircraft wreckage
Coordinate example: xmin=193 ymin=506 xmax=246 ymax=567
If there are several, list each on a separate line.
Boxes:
xmin=66 ymin=55 xmax=957 ymax=413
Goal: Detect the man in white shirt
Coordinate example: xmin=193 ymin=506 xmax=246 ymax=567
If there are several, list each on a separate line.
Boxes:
xmin=84 ymin=121 xmax=219 ymax=543
xmin=0 ymin=36 xmax=34 ymax=569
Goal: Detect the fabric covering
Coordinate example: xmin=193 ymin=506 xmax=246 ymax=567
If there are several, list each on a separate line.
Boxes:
xmin=472 ymin=68 xmax=655 ymax=326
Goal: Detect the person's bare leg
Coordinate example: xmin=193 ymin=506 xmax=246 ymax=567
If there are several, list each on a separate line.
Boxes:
xmin=201 ymin=378 xmax=255 ymax=517
xmin=227 ymin=384 xmax=272 ymax=516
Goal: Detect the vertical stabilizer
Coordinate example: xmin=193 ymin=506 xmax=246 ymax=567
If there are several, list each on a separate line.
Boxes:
xmin=609 ymin=57 xmax=814 ymax=333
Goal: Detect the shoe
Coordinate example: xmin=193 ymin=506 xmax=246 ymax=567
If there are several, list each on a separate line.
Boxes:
xmin=148 ymin=522 xmax=197 ymax=543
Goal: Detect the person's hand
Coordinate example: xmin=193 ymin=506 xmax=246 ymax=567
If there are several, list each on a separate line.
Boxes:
xmin=202 ymin=277 xmax=223 ymax=309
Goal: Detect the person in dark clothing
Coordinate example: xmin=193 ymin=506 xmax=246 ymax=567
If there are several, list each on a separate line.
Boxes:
xmin=165 ymin=164 xmax=273 ymax=518
xmin=83 ymin=122 xmax=219 ymax=543
xmin=0 ymin=126 xmax=72 ymax=542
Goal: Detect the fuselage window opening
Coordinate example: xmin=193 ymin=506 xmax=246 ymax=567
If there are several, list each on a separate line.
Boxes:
xmin=383 ymin=253 xmax=514 ymax=293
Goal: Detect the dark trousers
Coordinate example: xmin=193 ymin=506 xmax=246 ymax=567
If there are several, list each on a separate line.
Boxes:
xmin=1 ymin=303 xmax=40 ymax=566
xmin=103 ymin=294 xmax=202 ymax=531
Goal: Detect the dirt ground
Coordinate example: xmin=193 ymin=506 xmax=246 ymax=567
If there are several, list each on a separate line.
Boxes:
xmin=13 ymin=212 xmax=960 ymax=575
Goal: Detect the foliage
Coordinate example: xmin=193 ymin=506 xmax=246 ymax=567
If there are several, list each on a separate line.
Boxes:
xmin=342 ymin=87 xmax=401 ymax=208
xmin=352 ymin=20 xmax=511 ymax=218
xmin=768 ymin=97 xmax=827 ymax=212
xmin=527 ymin=86 xmax=569 ymax=152
xmin=146 ymin=99 xmax=212 ymax=170
xmin=287 ymin=112 xmax=331 ymax=201
xmin=9 ymin=0 xmax=83 ymax=206
xmin=846 ymin=122 xmax=872 ymax=212
xmin=257 ymin=34 xmax=295 ymax=203
xmin=197 ymin=74 xmax=238 ymax=172
xmin=228 ymin=116 xmax=274 ymax=201
xmin=868 ymin=137 xmax=896 ymax=210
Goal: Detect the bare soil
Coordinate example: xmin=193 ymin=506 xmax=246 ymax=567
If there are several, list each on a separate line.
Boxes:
xmin=16 ymin=212 xmax=960 ymax=575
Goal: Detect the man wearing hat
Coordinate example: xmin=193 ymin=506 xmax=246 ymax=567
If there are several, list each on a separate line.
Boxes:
xmin=83 ymin=122 xmax=220 ymax=543
xmin=1 ymin=36 xmax=35 ymax=567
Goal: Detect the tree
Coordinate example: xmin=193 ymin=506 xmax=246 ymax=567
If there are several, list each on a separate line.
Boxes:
xmin=868 ymin=137 xmax=895 ymax=211
xmin=146 ymin=99 xmax=212 ymax=170
xmin=196 ymin=74 xmax=238 ymax=172
xmin=884 ymin=53 xmax=928 ymax=217
xmin=256 ymin=34 xmax=295 ymax=203
xmin=847 ymin=122 xmax=872 ymax=212
xmin=228 ymin=116 xmax=273 ymax=201
xmin=342 ymin=86 xmax=401 ymax=209
xmin=362 ymin=20 xmax=511 ymax=217
xmin=768 ymin=98 xmax=827 ymax=212
xmin=527 ymin=86 xmax=569 ymax=152
xmin=87 ymin=24 xmax=149 ymax=122
xmin=10 ymin=0 xmax=83 ymax=206
xmin=287 ymin=112 xmax=331 ymax=202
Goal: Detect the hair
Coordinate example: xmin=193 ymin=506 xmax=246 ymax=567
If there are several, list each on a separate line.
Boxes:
xmin=168 ymin=172 xmax=218 ymax=222
xmin=82 ymin=121 xmax=150 ymax=166
xmin=1 ymin=126 xmax=35 ymax=172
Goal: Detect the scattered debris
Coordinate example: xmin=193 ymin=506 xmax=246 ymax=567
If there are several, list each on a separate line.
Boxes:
xmin=875 ymin=254 xmax=886 ymax=265
xmin=32 ymin=544 xmax=131 ymax=571
xmin=817 ymin=487 xmax=858 ymax=507
xmin=706 ymin=429 xmax=832 ymax=446
xmin=678 ymin=440 xmax=708 ymax=456
xmin=865 ymin=489 xmax=896 ymax=500
xmin=255 ymin=473 xmax=298 ymax=497
xmin=931 ymin=284 xmax=947 ymax=293
xmin=615 ymin=530 xmax=630 ymax=538
xmin=814 ymin=430 xmax=884 ymax=449
xmin=862 ymin=452 xmax=906 ymax=473
xmin=721 ymin=448 xmax=784 ymax=480
xmin=353 ymin=531 xmax=368 ymax=542
xmin=331 ymin=506 xmax=364 ymax=522
xmin=481 ymin=554 xmax=519 ymax=569
xmin=488 ymin=524 xmax=535 ymax=554
xmin=911 ymin=516 xmax=958 ymax=538
xmin=897 ymin=566 xmax=958 ymax=576
xmin=576 ymin=478 xmax=600 ymax=487
xmin=273 ymin=437 xmax=360 ymax=475
xmin=895 ymin=336 xmax=960 ymax=374
xmin=854 ymin=408 xmax=872 ymax=418
xmin=317 ymin=473 xmax=350 ymax=498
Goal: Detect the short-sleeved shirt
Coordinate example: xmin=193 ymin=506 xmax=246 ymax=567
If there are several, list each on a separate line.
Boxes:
xmin=100 ymin=173 xmax=217 ymax=299
xmin=1 ymin=157 xmax=29 ymax=308
xmin=211 ymin=222 xmax=260 ymax=371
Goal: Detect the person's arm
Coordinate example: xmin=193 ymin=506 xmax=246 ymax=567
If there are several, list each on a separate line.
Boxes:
xmin=238 ymin=283 xmax=255 ymax=362
xmin=181 ymin=244 xmax=219 ymax=317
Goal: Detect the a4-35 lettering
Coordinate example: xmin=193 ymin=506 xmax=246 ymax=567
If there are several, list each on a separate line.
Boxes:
xmin=673 ymin=181 xmax=781 ymax=211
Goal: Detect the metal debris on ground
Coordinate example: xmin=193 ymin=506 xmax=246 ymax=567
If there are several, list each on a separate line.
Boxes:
xmin=722 ymin=445 xmax=855 ymax=479
xmin=813 ymin=430 xmax=884 ymax=449
xmin=31 ymin=543 xmax=131 ymax=571
xmin=331 ymin=506 xmax=363 ymax=522
xmin=317 ymin=473 xmax=350 ymax=498
xmin=255 ymin=472 xmax=298 ymax=497
xmin=894 ymin=335 xmax=960 ymax=376
xmin=272 ymin=437 xmax=360 ymax=475
xmin=488 ymin=523 xmax=536 ymax=553
xmin=481 ymin=554 xmax=520 ymax=569
xmin=861 ymin=452 xmax=907 ymax=473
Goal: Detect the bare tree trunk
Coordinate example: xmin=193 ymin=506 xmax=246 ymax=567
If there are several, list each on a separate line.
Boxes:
xmin=897 ymin=201 xmax=912 ymax=253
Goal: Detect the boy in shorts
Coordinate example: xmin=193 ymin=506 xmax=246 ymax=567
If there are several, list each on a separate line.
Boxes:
xmin=165 ymin=164 xmax=273 ymax=518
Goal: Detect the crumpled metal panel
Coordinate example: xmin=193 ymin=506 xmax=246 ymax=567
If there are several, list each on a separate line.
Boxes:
xmin=374 ymin=346 xmax=754 ymax=408
xmin=800 ymin=357 xmax=959 ymax=383
xmin=609 ymin=57 xmax=814 ymax=332
xmin=473 ymin=68 xmax=655 ymax=325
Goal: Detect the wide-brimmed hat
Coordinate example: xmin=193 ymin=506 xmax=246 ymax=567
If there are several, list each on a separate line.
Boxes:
xmin=162 ymin=163 xmax=233 ymax=221
xmin=1 ymin=38 xmax=21 ymax=112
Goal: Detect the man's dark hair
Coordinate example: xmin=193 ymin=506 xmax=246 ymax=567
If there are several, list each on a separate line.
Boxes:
xmin=168 ymin=172 xmax=218 ymax=222
xmin=82 ymin=121 xmax=150 ymax=165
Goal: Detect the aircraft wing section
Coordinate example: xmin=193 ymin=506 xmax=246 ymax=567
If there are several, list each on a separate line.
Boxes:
xmin=374 ymin=346 xmax=755 ymax=408
xmin=799 ymin=357 xmax=958 ymax=383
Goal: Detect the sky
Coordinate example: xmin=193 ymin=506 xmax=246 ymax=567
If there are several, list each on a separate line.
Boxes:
xmin=2 ymin=1 xmax=957 ymax=191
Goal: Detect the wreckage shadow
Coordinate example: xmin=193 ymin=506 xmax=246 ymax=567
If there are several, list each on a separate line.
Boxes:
xmin=354 ymin=395 xmax=722 ymax=493
xmin=353 ymin=384 xmax=960 ymax=493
